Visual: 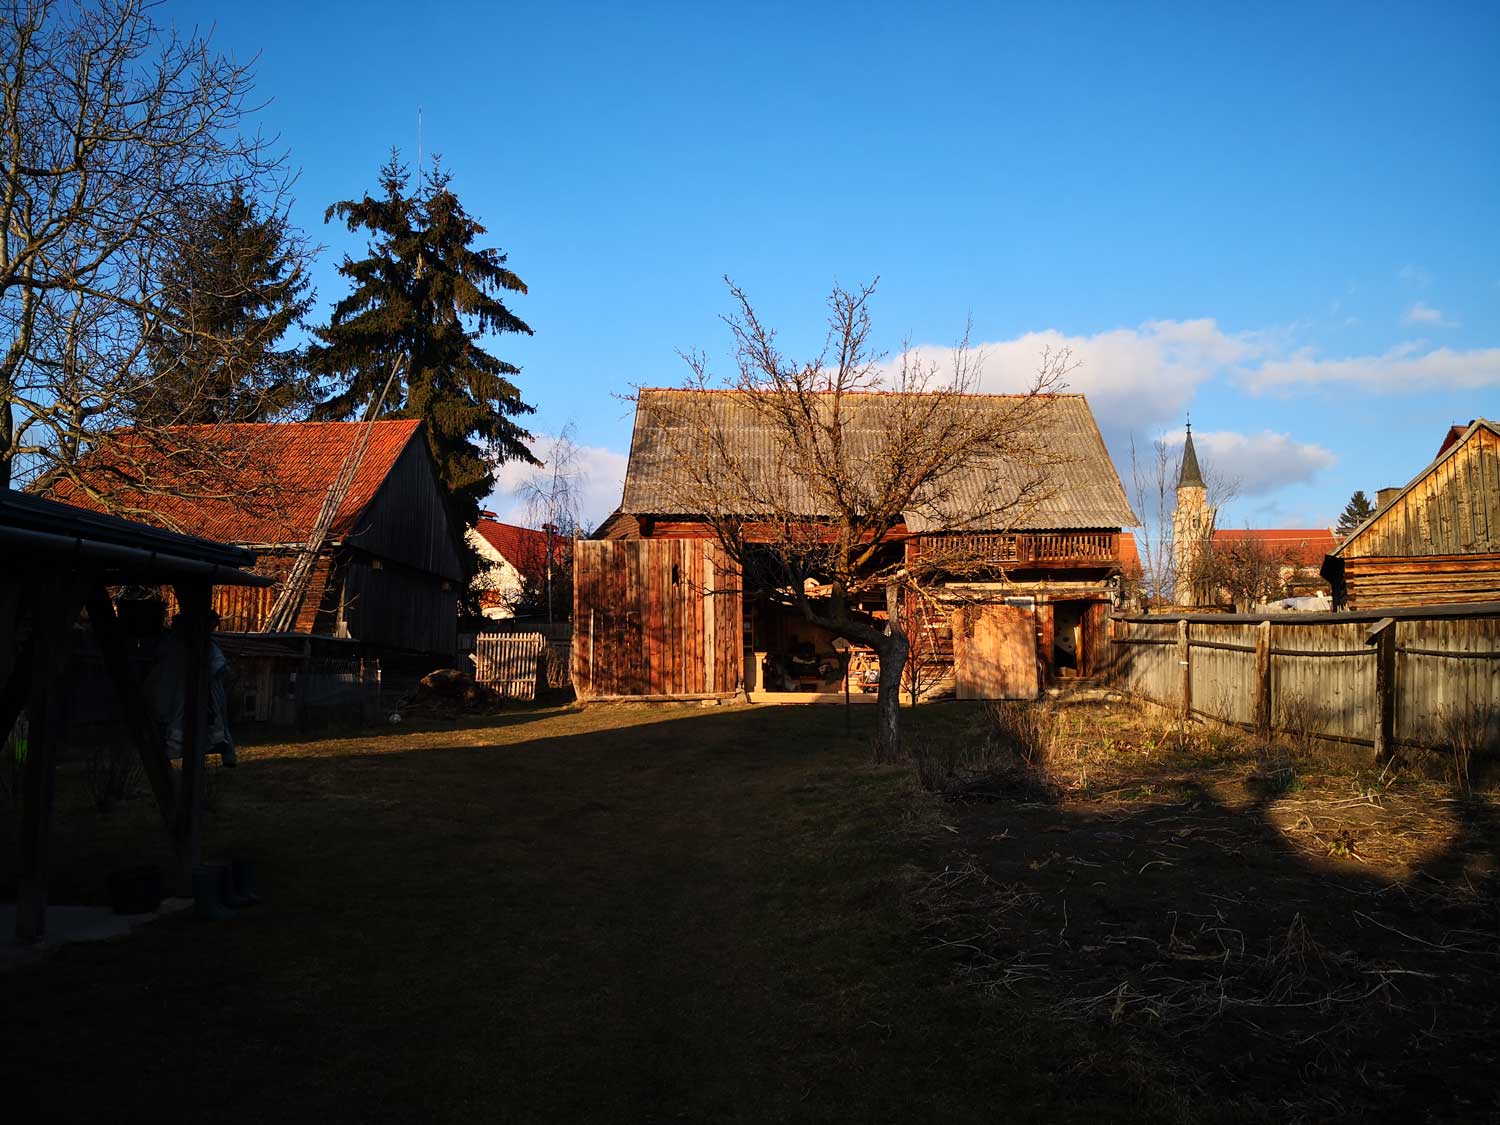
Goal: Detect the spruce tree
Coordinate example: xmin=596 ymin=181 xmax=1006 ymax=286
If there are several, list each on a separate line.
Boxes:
xmin=307 ymin=152 xmax=537 ymax=529
xmin=139 ymin=189 xmax=314 ymax=424
xmin=1336 ymin=489 xmax=1375 ymax=535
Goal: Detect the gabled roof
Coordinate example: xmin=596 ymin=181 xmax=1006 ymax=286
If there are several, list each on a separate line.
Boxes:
xmin=1332 ymin=418 xmax=1500 ymax=559
xmin=1211 ymin=528 xmax=1336 ymax=568
xmin=621 ymin=390 xmax=1137 ymax=532
xmin=472 ymin=519 xmax=552 ymax=573
xmin=49 ymin=420 xmax=424 ymax=547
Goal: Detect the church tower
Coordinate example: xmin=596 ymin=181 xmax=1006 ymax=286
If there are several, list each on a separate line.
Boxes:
xmin=1172 ymin=420 xmax=1215 ymax=604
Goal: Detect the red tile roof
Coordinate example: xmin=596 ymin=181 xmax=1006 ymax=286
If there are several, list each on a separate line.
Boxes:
xmin=48 ymin=421 xmax=423 ymax=546
xmin=1211 ymin=528 xmax=1336 ymax=568
xmin=474 ymin=519 xmax=551 ymax=573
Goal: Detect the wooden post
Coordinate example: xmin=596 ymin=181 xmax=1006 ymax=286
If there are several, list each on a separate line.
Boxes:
xmin=172 ymin=582 xmax=213 ymax=889
xmin=1253 ymin=619 xmax=1272 ymax=737
xmin=16 ymin=581 xmax=79 ymax=943
xmin=1178 ymin=618 xmax=1192 ymax=718
xmin=85 ymin=587 xmax=177 ymax=837
xmin=1367 ymin=617 xmax=1397 ymax=760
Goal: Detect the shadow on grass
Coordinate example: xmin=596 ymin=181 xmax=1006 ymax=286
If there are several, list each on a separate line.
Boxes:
xmin=927 ymin=739 xmax=1500 ymax=1123
xmin=0 ymin=703 xmax=1158 ymax=1125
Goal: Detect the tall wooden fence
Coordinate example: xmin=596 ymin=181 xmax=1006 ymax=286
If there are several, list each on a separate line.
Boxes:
xmin=473 ymin=632 xmax=546 ymax=700
xmin=1110 ymin=603 xmax=1500 ymax=754
xmin=572 ymin=539 xmax=742 ymax=701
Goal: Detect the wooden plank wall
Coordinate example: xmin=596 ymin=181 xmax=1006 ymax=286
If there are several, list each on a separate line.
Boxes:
xmin=572 ymin=539 xmax=742 ymax=700
xmin=1113 ymin=611 xmax=1500 ymax=752
xmin=1344 ymin=554 xmax=1500 ymax=609
xmin=1344 ymin=426 xmax=1500 ymax=559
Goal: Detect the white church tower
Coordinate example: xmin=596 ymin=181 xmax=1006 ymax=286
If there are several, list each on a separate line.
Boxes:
xmin=1172 ymin=420 xmax=1215 ymax=604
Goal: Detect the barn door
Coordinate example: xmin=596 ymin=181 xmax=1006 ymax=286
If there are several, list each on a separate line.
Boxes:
xmin=951 ymin=604 xmax=1038 ymax=700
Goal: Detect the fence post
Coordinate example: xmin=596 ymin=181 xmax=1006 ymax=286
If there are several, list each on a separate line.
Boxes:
xmin=1366 ymin=618 xmax=1396 ymax=760
xmin=1254 ymin=620 xmax=1272 ymax=737
xmin=1178 ymin=618 xmax=1192 ymax=718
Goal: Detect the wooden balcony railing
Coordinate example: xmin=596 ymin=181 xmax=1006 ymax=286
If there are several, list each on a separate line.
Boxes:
xmin=908 ymin=531 xmax=1119 ymax=569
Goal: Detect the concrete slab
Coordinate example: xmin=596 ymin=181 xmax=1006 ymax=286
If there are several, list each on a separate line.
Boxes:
xmin=0 ymin=898 xmax=192 ymax=969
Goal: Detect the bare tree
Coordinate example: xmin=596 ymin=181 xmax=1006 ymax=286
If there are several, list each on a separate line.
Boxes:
xmin=0 ymin=0 xmax=299 ymax=495
xmin=1196 ymin=533 xmax=1295 ymax=612
xmin=1127 ymin=431 xmax=1239 ymax=608
xmin=512 ymin=424 xmax=586 ymax=625
xmin=649 ymin=278 xmax=1066 ymax=760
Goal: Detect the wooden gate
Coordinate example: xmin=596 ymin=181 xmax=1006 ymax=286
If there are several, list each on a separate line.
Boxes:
xmin=473 ymin=632 xmax=546 ymax=700
xmin=572 ymin=540 xmax=743 ymax=701
xmin=952 ymin=604 xmax=1038 ymax=700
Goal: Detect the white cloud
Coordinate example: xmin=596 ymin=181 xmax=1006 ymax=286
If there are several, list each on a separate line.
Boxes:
xmin=1248 ymin=342 xmax=1500 ymax=393
xmin=898 ymin=318 xmax=1262 ymax=445
xmin=1399 ymin=264 xmax=1434 ymax=288
xmin=1161 ymin=429 xmax=1336 ymax=498
xmin=1403 ymin=301 xmax=1452 ymax=326
xmin=485 ymin=435 xmax=628 ymax=532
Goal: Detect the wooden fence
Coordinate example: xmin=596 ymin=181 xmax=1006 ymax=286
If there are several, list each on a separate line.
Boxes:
xmin=1110 ymin=602 xmax=1500 ymax=755
xmin=473 ymin=632 xmax=546 ymax=700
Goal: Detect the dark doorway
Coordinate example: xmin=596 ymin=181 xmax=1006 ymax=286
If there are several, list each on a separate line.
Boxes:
xmin=1051 ymin=600 xmax=1087 ymax=676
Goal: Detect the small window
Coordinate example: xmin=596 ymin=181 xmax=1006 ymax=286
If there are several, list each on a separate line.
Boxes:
xmin=671 ymin=563 xmax=680 ymax=586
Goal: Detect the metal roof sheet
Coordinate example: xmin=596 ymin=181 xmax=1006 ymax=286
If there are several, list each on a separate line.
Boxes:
xmin=621 ymin=390 xmax=1137 ymax=531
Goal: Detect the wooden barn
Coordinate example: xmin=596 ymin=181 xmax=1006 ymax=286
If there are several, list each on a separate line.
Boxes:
xmin=1324 ymin=418 xmax=1500 ymax=609
xmin=579 ymin=390 xmax=1136 ymax=702
xmin=49 ymin=421 xmax=464 ymax=721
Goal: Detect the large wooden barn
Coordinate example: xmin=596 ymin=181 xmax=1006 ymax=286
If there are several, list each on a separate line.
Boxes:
xmin=1324 ymin=418 xmax=1500 ymax=609
xmin=577 ymin=390 xmax=1137 ymax=702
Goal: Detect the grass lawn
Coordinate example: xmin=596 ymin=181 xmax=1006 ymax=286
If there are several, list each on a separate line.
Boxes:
xmin=2 ymin=702 xmax=1192 ymax=1125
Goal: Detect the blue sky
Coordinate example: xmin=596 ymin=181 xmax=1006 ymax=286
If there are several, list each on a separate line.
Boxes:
xmin=168 ymin=0 xmax=1498 ymax=529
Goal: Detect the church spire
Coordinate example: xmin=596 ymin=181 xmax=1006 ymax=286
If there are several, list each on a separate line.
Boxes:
xmin=1178 ymin=417 xmax=1205 ymax=489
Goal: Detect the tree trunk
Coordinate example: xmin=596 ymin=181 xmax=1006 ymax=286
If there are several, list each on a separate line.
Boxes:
xmin=871 ymin=584 xmax=909 ymax=763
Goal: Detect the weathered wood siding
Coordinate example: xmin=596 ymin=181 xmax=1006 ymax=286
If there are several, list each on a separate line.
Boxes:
xmin=341 ymin=556 xmax=458 ymax=656
xmin=1342 ymin=426 xmax=1500 ymax=560
xmin=1113 ymin=608 xmax=1500 ymax=752
xmin=346 ymin=436 xmax=464 ymax=582
xmin=572 ymin=539 xmax=742 ymax=700
xmin=1335 ymin=425 xmax=1500 ymax=609
xmin=1342 ymin=553 xmax=1500 ymax=610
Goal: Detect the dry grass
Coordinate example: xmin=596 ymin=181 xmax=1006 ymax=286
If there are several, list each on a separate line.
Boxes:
xmin=913 ymin=693 xmax=1500 ymax=1122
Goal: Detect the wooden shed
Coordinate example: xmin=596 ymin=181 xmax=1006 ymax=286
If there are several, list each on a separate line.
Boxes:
xmin=2 ymin=488 xmax=271 ymax=942
xmin=572 ymin=539 xmax=742 ymax=701
xmin=49 ymin=420 xmax=464 ymax=658
xmin=1325 ymin=419 xmax=1500 ymax=609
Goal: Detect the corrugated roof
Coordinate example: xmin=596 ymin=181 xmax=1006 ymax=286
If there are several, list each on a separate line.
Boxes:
xmin=48 ymin=420 xmax=423 ymax=547
xmin=621 ymin=390 xmax=1137 ymax=532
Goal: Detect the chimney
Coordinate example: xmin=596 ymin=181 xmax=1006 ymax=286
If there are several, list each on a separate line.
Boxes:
xmin=1376 ymin=487 xmax=1401 ymax=512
